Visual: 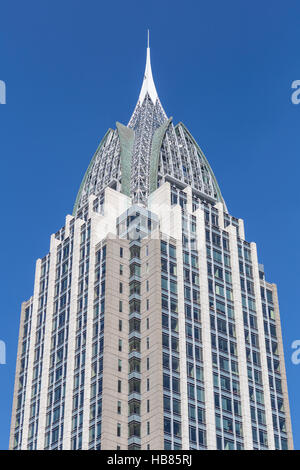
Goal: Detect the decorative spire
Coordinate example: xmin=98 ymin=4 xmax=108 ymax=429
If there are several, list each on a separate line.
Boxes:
xmin=137 ymin=30 xmax=159 ymax=104
xmin=74 ymin=36 xmax=226 ymax=213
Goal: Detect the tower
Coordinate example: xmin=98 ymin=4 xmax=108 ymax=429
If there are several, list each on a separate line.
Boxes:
xmin=10 ymin=39 xmax=293 ymax=451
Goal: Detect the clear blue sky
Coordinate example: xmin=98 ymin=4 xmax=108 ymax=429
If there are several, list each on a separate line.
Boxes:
xmin=0 ymin=0 xmax=299 ymax=450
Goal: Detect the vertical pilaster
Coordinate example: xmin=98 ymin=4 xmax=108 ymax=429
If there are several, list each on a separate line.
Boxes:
xmin=238 ymin=219 xmax=245 ymax=241
xmin=9 ymin=300 xmax=31 ymax=449
xmin=36 ymin=234 xmax=60 ymax=448
xmin=20 ymin=258 xmax=41 ymax=449
xmin=175 ymin=208 xmax=189 ymax=449
xmin=226 ymin=225 xmax=253 ymax=449
xmin=271 ymin=284 xmax=294 ymax=449
xmin=215 ymin=202 xmax=224 ymax=230
xmin=183 ymin=186 xmax=193 ymax=214
xmin=80 ymin=213 xmax=97 ymax=449
xmin=195 ymin=207 xmax=216 ymax=449
xmin=58 ymin=217 xmax=84 ymax=449
xmin=250 ymin=242 xmax=275 ymax=449
xmin=101 ymin=238 xmax=129 ymax=449
xmin=140 ymin=238 xmax=164 ymax=450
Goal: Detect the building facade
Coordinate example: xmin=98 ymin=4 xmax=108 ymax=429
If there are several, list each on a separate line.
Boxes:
xmin=10 ymin=42 xmax=293 ymax=451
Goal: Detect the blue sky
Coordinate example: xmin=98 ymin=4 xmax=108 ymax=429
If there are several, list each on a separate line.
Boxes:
xmin=0 ymin=0 xmax=299 ymax=450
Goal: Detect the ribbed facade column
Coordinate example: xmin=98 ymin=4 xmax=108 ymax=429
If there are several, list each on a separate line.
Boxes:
xmin=36 ymin=232 xmax=60 ymax=448
xmin=140 ymin=237 xmax=164 ymax=450
xmin=101 ymin=238 xmax=129 ymax=449
xmin=9 ymin=300 xmax=30 ymax=449
xmin=20 ymin=258 xmax=41 ymax=448
xmin=272 ymin=284 xmax=294 ymax=449
xmin=226 ymin=224 xmax=253 ymax=449
xmin=78 ymin=213 xmax=97 ymax=450
xmin=195 ymin=207 xmax=216 ymax=449
xmin=250 ymin=242 xmax=275 ymax=449
xmin=174 ymin=206 xmax=189 ymax=449
xmin=61 ymin=217 xmax=84 ymax=448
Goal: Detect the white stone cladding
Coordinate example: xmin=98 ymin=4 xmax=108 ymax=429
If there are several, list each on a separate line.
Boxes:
xmin=174 ymin=206 xmax=189 ymax=449
xmin=271 ymin=284 xmax=294 ymax=449
xmin=195 ymin=206 xmax=217 ymax=449
xmin=35 ymin=232 xmax=60 ymax=448
xmin=10 ymin=181 xmax=293 ymax=450
xmin=250 ymin=242 xmax=276 ymax=449
xmin=9 ymin=35 xmax=293 ymax=450
xmin=62 ymin=216 xmax=85 ymax=449
xmin=19 ymin=257 xmax=41 ymax=448
xmin=226 ymin=224 xmax=253 ymax=449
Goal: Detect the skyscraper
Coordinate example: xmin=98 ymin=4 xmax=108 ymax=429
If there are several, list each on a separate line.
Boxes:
xmin=10 ymin=40 xmax=293 ymax=451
